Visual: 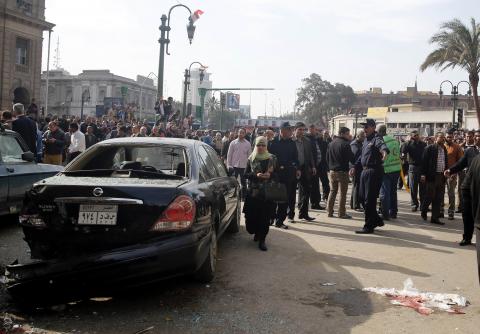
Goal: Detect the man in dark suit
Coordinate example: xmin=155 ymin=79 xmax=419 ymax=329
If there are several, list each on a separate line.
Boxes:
xmin=460 ymin=155 xmax=480 ymax=256
xmin=293 ymin=122 xmax=316 ymax=221
xmin=12 ymin=103 xmax=37 ymax=158
xmin=306 ymin=124 xmax=325 ymax=210
xmin=420 ymin=132 xmax=448 ymax=225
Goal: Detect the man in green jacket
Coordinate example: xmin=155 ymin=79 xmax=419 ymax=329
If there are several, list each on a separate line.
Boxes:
xmin=378 ymin=125 xmax=401 ymax=219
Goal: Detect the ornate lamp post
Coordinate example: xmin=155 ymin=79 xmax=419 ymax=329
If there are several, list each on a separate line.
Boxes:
xmin=183 ymin=62 xmax=207 ymax=118
xmin=157 ymin=4 xmax=197 ymax=101
xmin=439 ymin=80 xmax=471 ymax=125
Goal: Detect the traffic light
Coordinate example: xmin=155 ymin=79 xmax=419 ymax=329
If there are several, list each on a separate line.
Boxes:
xmin=457 ymin=108 xmax=463 ymax=125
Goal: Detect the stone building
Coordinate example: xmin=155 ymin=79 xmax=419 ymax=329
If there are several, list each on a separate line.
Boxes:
xmin=40 ymin=69 xmax=157 ymax=119
xmin=352 ymin=83 xmax=474 ymax=114
xmin=0 ymin=0 xmax=54 ymax=110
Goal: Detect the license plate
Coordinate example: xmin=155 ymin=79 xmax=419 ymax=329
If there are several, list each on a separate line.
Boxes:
xmin=78 ymin=204 xmax=118 ymax=225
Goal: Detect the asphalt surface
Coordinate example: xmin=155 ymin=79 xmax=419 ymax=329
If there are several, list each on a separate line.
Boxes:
xmin=1 ymin=190 xmax=479 ymax=334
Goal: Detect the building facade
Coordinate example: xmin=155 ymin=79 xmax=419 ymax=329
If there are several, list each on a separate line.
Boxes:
xmin=40 ymin=69 xmax=157 ymax=118
xmin=352 ymin=84 xmax=474 ymax=114
xmin=0 ymin=0 xmax=54 ymax=110
xmin=181 ymin=68 xmax=212 ymax=116
xmin=332 ymin=106 xmax=479 ymax=137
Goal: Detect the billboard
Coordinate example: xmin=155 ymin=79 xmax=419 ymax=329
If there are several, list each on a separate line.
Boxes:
xmin=226 ymin=93 xmax=240 ymax=110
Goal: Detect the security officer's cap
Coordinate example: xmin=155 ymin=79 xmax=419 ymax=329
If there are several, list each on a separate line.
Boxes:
xmin=360 ymin=118 xmax=376 ymax=128
xmin=280 ymin=121 xmax=293 ymax=129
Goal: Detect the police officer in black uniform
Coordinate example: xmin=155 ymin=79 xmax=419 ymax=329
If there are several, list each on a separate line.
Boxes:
xmin=353 ymin=119 xmax=389 ymax=234
xmin=269 ymin=122 xmax=300 ymax=229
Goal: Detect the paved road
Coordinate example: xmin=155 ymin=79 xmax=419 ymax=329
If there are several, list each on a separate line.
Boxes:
xmin=1 ymin=190 xmax=479 ymax=333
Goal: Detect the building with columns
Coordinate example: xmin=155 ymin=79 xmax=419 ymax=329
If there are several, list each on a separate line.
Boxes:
xmin=0 ymin=0 xmax=54 ymax=110
xmin=40 ymin=69 xmax=157 ymax=119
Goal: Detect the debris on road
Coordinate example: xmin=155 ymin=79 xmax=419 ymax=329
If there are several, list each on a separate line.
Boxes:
xmin=363 ymin=278 xmax=469 ymax=315
xmin=132 ymin=326 xmax=154 ymax=334
xmin=320 ymin=283 xmax=336 ymax=286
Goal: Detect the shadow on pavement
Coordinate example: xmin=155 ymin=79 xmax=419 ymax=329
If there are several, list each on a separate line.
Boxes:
xmin=289 ymin=224 xmax=453 ymax=254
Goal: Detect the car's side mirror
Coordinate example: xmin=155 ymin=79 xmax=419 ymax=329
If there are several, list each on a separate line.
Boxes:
xmin=22 ymin=151 xmax=35 ymax=162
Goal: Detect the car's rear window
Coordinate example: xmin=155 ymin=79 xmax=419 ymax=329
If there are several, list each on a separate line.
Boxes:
xmin=66 ymin=144 xmax=189 ymax=177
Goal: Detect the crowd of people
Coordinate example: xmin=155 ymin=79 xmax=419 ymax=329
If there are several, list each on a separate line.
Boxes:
xmin=227 ymin=120 xmax=480 ymax=251
xmin=2 ymin=101 xmax=479 ymax=252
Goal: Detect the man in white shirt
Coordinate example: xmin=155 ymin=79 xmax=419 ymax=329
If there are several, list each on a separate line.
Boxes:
xmin=68 ymin=122 xmax=86 ymax=162
xmin=227 ymin=128 xmax=252 ymax=198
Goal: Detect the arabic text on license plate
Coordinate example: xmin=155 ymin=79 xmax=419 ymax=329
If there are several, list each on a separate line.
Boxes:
xmin=78 ymin=204 xmax=118 ymax=225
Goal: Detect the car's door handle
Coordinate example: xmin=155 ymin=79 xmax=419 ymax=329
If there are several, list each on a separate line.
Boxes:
xmin=6 ymin=167 xmax=14 ymax=173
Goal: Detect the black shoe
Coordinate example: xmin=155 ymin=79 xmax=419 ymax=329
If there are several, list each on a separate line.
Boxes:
xmin=448 ymin=215 xmax=454 ymax=220
xmin=421 ymin=211 xmax=427 ymax=221
xmin=459 ymin=239 xmax=472 ymax=246
xmin=253 ymin=235 xmax=259 ymax=242
xmin=311 ymin=205 xmax=325 ymax=210
xmin=455 ymin=209 xmax=463 ymax=214
xmin=411 ymin=207 xmax=418 ymax=212
xmin=376 ymin=220 xmax=385 ymax=227
xmin=430 ymin=219 xmax=445 ymax=225
xmin=390 ymin=214 xmax=397 ymax=219
xmin=355 ymin=208 xmax=364 ymax=212
xmin=275 ymin=223 xmax=289 ymax=229
xmin=355 ymin=228 xmax=374 ymax=234
xmin=258 ymin=241 xmax=268 ymax=251
xmin=299 ymin=215 xmax=315 ymax=221
xmin=288 ymin=218 xmax=296 ymax=224
xmin=339 ymin=214 xmax=352 ymax=219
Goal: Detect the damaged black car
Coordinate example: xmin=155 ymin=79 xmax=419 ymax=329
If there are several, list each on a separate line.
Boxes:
xmin=5 ymin=137 xmax=240 ymax=303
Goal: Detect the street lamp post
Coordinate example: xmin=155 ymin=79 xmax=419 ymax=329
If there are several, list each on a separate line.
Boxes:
xmin=439 ymin=80 xmax=471 ymax=126
xmin=182 ymin=61 xmax=207 ymax=118
xmin=80 ymin=89 xmax=90 ymax=120
xmin=157 ymin=4 xmax=196 ymax=101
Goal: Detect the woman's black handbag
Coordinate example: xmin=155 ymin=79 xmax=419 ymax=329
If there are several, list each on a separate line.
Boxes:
xmin=262 ymin=181 xmax=288 ymax=203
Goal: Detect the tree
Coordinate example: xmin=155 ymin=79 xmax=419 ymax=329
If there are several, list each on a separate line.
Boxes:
xmin=420 ymin=18 xmax=480 ymax=123
xmin=295 ymin=73 xmax=356 ymax=128
xmin=205 ymin=96 xmax=235 ymax=130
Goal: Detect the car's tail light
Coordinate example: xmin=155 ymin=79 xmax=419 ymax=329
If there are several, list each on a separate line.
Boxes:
xmin=19 ymin=214 xmax=46 ymax=228
xmin=150 ymin=195 xmax=196 ymax=232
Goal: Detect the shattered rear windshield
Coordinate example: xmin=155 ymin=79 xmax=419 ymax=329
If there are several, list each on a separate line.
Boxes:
xmin=66 ymin=144 xmax=189 ymax=178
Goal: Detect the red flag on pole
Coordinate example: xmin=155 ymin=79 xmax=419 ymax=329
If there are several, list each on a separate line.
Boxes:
xmin=190 ymin=9 xmax=204 ymax=22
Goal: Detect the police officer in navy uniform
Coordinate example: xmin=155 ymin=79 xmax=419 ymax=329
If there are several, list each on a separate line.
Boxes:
xmin=352 ymin=119 xmax=389 ymax=234
xmin=269 ymin=121 xmax=300 ymax=229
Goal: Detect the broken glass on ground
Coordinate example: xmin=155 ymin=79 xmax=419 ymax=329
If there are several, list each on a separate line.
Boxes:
xmin=363 ymin=278 xmax=469 ymax=315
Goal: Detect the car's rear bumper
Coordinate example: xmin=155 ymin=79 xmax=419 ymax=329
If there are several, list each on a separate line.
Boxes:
xmin=5 ymin=227 xmax=212 ymax=303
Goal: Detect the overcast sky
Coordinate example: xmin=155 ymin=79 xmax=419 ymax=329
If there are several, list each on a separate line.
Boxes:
xmin=41 ymin=0 xmax=476 ymax=118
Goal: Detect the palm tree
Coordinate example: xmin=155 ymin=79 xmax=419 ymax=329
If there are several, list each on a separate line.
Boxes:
xmin=420 ymin=18 xmax=480 ymax=123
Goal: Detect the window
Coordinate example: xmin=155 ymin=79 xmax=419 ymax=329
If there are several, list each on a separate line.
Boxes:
xmin=0 ymin=135 xmax=25 ymax=163
xmin=16 ymin=38 xmax=29 ymax=66
xmin=67 ymin=144 xmax=189 ymax=177
xmin=205 ymin=145 xmax=227 ymax=177
xmin=197 ymin=146 xmax=217 ymax=180
xmin=16 ymin=0 xmax=32 ymax=15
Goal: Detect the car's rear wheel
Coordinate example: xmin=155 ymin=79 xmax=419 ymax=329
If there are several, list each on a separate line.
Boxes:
xmin=194 ymin=225 xmax=217 ymax=283
xmin=226 ymin=199 xmax=241 ymax=233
